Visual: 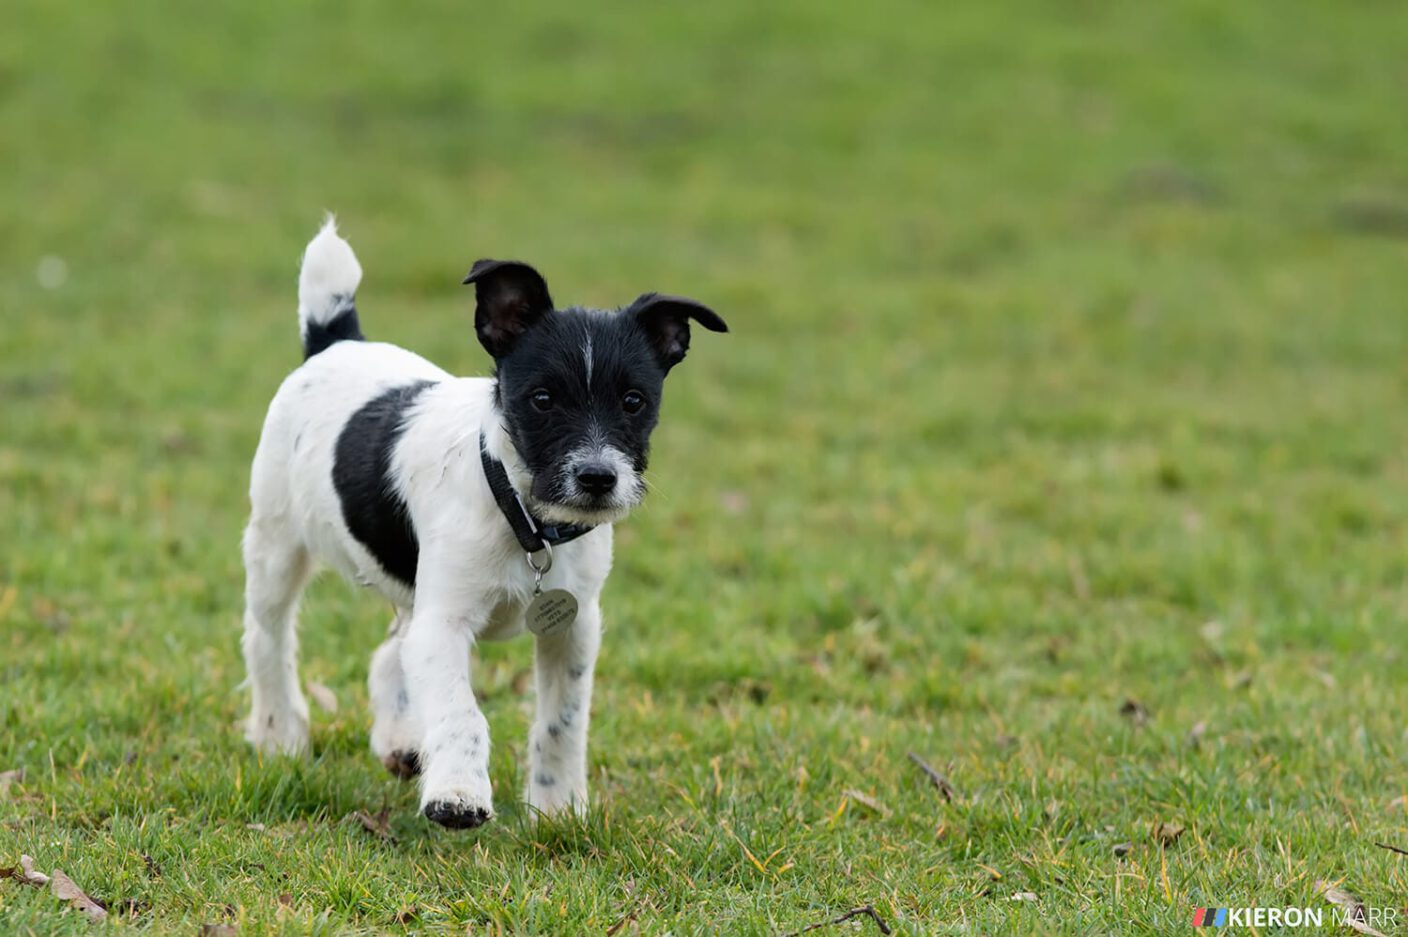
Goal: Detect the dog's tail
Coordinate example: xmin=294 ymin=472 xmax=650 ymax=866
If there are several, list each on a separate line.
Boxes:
xmin=298 ymin=216 xmax=365 ymax=359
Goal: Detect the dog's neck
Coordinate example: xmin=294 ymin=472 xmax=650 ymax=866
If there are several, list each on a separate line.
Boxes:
xmin=479 ymin=409 xmax=534 ymax=501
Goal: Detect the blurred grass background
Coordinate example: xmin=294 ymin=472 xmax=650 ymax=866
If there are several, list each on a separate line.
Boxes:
xmin=3 ymin=0 xmax=1408 ymax=932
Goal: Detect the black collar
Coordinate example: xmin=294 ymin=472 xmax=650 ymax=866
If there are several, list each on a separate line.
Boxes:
xmin=479 ymin=432 xmax=595 ymax=553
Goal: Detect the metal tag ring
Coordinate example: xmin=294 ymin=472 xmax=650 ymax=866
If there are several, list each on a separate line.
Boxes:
xmin=526 ymin=542 xmax=553 ymax=575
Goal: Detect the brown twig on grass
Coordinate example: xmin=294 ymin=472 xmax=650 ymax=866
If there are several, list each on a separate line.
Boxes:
xmin=906 ymin=752 xmax=956 ymax=802
xmin=1374 ymin=841 xmax=1408 ymax=857
xmin=782 ymin=905 xmax=892 ymax=937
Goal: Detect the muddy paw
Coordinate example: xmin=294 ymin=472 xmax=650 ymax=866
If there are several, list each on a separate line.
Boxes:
xmin=423 ymin=799 xmax=493 ymax=829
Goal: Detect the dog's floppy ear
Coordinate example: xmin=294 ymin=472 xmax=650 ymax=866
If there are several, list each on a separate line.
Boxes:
xmin=628 ymin=293 xmax=728 ymax=372
xmin=463 ymin=259 xmax=554 ymax=358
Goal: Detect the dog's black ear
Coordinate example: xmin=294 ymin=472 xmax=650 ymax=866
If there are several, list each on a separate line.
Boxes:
xmin=628 ymin=293 xmax=728 ymax=372
xmin=463 ymin=259 xmax=554 ymax=357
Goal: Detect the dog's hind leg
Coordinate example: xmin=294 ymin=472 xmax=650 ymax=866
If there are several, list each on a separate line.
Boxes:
xmin=369 ymin=609 xmax=422 ymax=778
xmin=241 ymin=514 xmax=314 ymax=756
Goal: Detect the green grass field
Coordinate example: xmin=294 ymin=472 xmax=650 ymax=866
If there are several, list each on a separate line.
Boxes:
xmin=5 ymin=1 xmax=1408 ymax=933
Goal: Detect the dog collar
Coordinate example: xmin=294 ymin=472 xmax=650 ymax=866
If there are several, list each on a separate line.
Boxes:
xmin=479 ymin=432 xmax=595 ymax=554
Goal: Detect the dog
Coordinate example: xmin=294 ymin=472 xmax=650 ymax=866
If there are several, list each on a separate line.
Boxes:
xmin=240 ymin=218 xmax=726 ymax=828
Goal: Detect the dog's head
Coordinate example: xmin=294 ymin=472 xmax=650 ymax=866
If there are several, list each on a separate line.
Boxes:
xmin=465 ymin=259 xmax=727 ymax=526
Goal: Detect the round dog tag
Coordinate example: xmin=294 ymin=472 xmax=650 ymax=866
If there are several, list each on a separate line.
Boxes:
xmin=526 ymin=589 xmax=578 ymax=637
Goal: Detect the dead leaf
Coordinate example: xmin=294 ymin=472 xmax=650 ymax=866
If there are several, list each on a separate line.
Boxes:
xmin=307 ymin=682 xmax=338 ymax=713
xmin=1318 ymin=879 xmax=1387 ymax=937
xmin=1010 ymin=891 xmax=1038 ymax=902
xmin=347 ymin=809 xmax=395 ymax=842
xmin=200 ymin=926 xmax=238 ymax=937
xmin=16 ymin=855 xmax=50 ymax=886
xmin=1119 ymin=698 xmax=1150 ymax=727
xmin=246 ymin=823 xmax=266 ymax=832
xmin=842 ymin=789 xmax=890 ymax=817
xmin=1186 ymin=721 xmax=1208 ymax=748
xmin=1113 ymin=842 xmax=1133 ymax=857
xmin=50 ymin=869 xmax=107 ymax=921
xmin=0 ymin=769 xmax=22 ymax=798
xmin=1152 ymin=821 xmax=1185 ymax=846
xmin=907 ymin=751 xmax=958 ymax=802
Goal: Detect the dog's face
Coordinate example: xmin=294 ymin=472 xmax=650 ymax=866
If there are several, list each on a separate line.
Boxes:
xmin=465 ymin=260 xmax=727 ymax=526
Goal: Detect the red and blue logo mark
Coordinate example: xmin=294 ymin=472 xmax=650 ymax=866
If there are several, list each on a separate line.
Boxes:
xmin=1192 ymin=908 xmax=1228 ymax=927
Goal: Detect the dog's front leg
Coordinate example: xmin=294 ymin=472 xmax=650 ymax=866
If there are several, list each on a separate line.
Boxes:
xmin=527 ymin=599 xmax=601 ymax=818
xmin=400 ymin=602 xmax=494 ymax=828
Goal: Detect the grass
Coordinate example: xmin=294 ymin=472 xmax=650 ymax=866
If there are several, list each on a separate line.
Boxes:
xmin=4 ymin=0 xmax=1408 ymax=932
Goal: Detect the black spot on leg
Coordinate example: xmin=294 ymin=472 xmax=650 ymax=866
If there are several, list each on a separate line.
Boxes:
xmin=547 ymin=723 xmax=561 ymax=740
xmin=396 ymin=689 xmax=409 ymax=712
xmin=568 ymin=665 xmax=586 ymax=680
xmin=266 ymin=716 xmax=274 ymax=729
xmin=534 ymin=773 xmax=556 ymax=787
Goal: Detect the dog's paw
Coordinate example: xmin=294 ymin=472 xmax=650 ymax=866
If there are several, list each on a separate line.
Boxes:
xmin=244 ymin=710 xmax=310 ymax=756
xmin=423 ymin=796 xmax=494 ymax=829
xmin=527 ymin=793 xmax=589 ymax=822
xmin=382 ymin=749 xmax=421 ymax=780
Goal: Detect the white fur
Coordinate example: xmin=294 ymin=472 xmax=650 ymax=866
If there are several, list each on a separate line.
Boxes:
xmin=297 ymin=217 xmax=362 ymax=339
xmin=242 ymin=224 xmax=614 ymax=824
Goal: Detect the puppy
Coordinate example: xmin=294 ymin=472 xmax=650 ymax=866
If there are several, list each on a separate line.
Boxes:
xmin=240 ymin=219 xmax=726 ymax=827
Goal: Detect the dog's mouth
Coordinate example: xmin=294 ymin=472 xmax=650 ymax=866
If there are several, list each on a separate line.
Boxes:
xmin=515 ymin=443 xmax=644 ymax=527
xmin=529 ymin=485 xmax=642 ymax=527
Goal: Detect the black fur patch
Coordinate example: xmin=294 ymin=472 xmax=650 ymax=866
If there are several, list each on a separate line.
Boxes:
xmin=495 ymin=310 xmax=666 ymax=507
xmin=332 ymin=381 xmax=434 ymax=587
xmin=303 ymin=297 xmax=365 ymax=359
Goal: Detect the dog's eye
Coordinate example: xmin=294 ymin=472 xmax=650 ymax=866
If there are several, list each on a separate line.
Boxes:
xmin=622 ymin=390 xmax=645 ymax=414
xmin=530 ymin=389 xmax=553 ymax=412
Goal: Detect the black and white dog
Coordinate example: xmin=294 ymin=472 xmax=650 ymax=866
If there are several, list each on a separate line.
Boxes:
xmin=240 ymin=219 xmax=726 ymax=828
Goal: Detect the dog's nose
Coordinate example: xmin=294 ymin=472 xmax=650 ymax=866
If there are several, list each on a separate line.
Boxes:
xmin=575 ymin=464 xmax=618 ymax=497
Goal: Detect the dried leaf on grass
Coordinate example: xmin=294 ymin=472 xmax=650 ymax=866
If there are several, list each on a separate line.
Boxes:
xmin=1119 ymin=698 xmax=1150 ymax=727
xmin=906 ymin=752 xmax=958 ymax=802
xmin=347 ymin=809 xmax=395 ymax=843
xmin=842 ymin=789 xmax=889 ymax=818
xmin=1186 ymin=721 xmax=1208 ymax=748
xmin=4 ymin=854 xmax=51 ymax=886
xmin=1152 ymin=821 xmax=1185 ymax=846
xmin=0 ymin=769 xmax=23 ymax=798
xmin=50 ymin=869 xmax=108 ymax=921
xmin=1318 ymin=879 xmax=1387 ymax=937
xmin=200 ymin=925 xmax=238 ymax=936
xmin=307 ymin=682 xmax=338 ymax=713
xmin=781 ymin=904 xmax=892 ymax=937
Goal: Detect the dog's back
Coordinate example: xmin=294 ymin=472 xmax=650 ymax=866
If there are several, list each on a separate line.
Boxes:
xmin=246 ymin=220 xmax=455 ymax=606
